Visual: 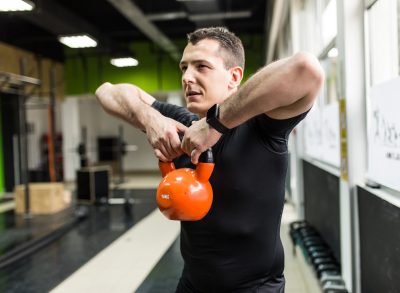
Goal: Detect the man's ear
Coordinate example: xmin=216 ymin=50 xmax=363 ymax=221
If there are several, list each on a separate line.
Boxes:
xmin=228 ymin=66 xmax=243 ymax=89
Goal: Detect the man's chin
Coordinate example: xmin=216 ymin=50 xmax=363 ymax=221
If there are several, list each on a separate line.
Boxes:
xmin=187 ymin=104 xmax=207 ymax=116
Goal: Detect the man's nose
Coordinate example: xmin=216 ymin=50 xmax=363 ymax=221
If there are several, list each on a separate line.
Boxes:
xmin=182 ymin=67 xmax=195 ymax=84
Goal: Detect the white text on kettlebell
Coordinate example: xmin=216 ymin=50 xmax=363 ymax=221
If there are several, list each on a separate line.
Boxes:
xmin=161 ymin=194 xmax=170 ymax=200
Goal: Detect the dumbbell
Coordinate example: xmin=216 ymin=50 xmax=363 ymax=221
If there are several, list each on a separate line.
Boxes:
xmin=313 ymin=257 xmax=338 ymax=274
xmin=303 ymin=245 xmax=329 ymax=264
xmin=322 ymin=280 xmax=347 ymax=293
xmin=298 ymin=227 xmax=318 ymax=238
xmin=290 ymin=223 xmax=313 ymax=242
xmin=310 ymin=250 xmax=332 ymax=260
xmin=320 ymin=271 xmax=342 ymax=285
xmin=298 ymin=230 xmax=320 ymax=244
xmin=324 ymin=289 xmax=348 ymax=293
xmin=316 ymin=263 xmax=340 ymax=278
xmin=299 ymin=234 xmax=323 ymax=247
xmin=289 ymin=220 xmax=311 ymax=255
xmin=322 ymin=281 xmax=348 ymax=293
xmin=319 ymin=270 xmax=341 ymax=281
xmin=289 ymin=220 xmax=308 ymax=231
xmin=307 ymin=244 xmax=329 ymax=254
xmin=303 ymin=238 xmax=325 ymax=252
xmin=312 ymin=256 xmax=337 ymax=267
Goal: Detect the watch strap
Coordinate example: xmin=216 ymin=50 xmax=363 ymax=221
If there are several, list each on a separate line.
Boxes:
xmin=206 ymin=104 xmax=229 ymax=134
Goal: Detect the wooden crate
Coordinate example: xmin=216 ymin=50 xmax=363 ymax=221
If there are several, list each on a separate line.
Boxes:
xmin=14 ymin=183 xmax=70 ymax=214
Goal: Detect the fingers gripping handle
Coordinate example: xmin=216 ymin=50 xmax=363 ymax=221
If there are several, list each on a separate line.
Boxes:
xmin=157 ymin=132 xmax=183 ymax=176
xmin=158 ymin=148 xmax=213 ymax=178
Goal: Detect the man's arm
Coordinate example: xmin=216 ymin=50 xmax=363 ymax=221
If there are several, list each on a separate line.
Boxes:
xmin=182 ymin=52 xmax=324 ymax=163
xmin=95 ymin=82 xmax=187 ymax=161
xmin=219 ymin=51 xmax=324 ymax=128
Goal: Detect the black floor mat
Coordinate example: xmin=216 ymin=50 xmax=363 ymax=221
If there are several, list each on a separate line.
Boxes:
xmin=136 ymin=237 xmax=183 ymax=293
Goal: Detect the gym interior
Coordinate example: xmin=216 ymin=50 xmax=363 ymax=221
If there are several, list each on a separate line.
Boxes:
xmin=0 ymin=0 xmax=398 ymax=292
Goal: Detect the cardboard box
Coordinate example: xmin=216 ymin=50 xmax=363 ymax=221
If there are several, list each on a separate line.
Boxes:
xmin=15 ymin=183 xmax=70 ymax=214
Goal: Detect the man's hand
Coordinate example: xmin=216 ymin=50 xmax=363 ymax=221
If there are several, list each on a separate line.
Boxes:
xmin=145 ymin=115 xmax=187 ymax=162
xmin=181 ymin=118 xmax=222 ymax=164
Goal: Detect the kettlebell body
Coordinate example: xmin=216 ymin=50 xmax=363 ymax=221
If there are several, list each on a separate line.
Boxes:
xmin=157 ymin=150 xmax=214 ymax=221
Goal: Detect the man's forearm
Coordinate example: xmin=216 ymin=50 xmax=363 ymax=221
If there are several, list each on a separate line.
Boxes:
xmin=95 ymin=82 xmax=160 ymax=131
xmin=219 ymin=52 xmax=324 ymax=128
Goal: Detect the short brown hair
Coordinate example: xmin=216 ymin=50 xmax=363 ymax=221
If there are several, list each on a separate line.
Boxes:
xmin=187 ymin=27 xmax=245 ymax=70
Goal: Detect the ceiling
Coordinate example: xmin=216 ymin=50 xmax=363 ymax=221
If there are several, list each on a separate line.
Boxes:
xmin=0 ymin=0 xmax=271 ymax=62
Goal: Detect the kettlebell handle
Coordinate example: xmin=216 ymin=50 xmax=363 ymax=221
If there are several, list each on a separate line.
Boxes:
xmin=198 ymin=148 xmax=214 ymax=163
xmin=158 ymin=148 xmax=214 ymax=178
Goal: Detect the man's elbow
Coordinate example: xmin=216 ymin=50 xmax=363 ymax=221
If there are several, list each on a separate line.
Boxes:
xmin=294 ymin=52 xmax=324 ymax=104
xmin=294 ymin=52 xmax=324 ymax=85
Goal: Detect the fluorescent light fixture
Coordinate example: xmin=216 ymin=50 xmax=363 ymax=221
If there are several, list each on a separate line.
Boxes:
xmin=189 ymin=11 xmax=251 ymax=21
xmin=58 ymin=35 xmax=97 ymax=48
xmin=328 ymin=47 xmax=338 ymax=58
xmin=147 ymin=12 xmax=187 ymax=21
xmin=0 ymin=0 xmax=35 ymax=11
xmin=110 ymin=57 xmax=139 ymax=67
xmin=176 ymin=0 xmax=215 ymax=2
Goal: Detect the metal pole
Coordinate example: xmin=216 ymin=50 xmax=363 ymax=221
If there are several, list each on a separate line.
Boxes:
xmin=79 ymin=126 xmax=88 ymax=168
xmin=48 ymin=64 xmax=57 ymax=182
xmin=117 ymin=125 xmax=124 ymax=184
xmin=19 ymin=58 xmax=31 ymax=218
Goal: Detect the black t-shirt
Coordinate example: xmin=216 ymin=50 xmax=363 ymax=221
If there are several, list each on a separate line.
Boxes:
xmin=152 ymin=101 xmax=308 ymax=292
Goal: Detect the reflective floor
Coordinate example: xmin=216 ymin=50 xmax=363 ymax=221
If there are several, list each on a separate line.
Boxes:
xmin=0 ymin=189 xmax=157 ymax=293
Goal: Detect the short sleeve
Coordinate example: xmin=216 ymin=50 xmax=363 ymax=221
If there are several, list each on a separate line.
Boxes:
xmin=152 ymin=100 xmax=199 ymax=127
xmin=251 ymin=110 xmax=309 ymax=153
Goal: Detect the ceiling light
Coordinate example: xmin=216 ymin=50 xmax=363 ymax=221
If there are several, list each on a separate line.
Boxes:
xmin=189 ymin=11 xmax=251 ymax=21
xmin=0 ymin=0 xmax=35 ymax=12
xmin=147 ymin=12 xmax=187 ymax=21
xmin=110 ymin=57 xmax=139 ymax=67
xmin=58 ymin=35 xmax=97 ymax=48
xmin=176 ymin=0 xmax=215 ymax=2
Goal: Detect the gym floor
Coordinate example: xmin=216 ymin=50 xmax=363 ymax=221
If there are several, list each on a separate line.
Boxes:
xmin=0 ymin=173 xmax=317 ymax=293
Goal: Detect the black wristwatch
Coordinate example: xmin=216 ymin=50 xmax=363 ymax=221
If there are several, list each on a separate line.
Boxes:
xmin=206 ymin=104 xmax=229 ymax=134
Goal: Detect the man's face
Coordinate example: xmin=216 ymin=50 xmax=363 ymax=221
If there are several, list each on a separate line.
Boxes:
xmin=180 ymin=39 xmax=236 ymax=116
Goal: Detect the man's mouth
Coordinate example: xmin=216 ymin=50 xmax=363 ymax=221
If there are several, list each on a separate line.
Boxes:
xmin=186 ymin=90 xmax=202 ymax=99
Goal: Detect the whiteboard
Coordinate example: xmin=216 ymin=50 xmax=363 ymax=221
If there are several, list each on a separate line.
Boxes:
xmin=303 ymin=103 xmax=340 ymax=167
xmin=367 ymin=77 xmax=400 ymax=190
xmin=304 ymin=106 xmax=323 ymax=160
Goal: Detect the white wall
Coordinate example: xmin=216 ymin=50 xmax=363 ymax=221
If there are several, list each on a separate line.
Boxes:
xmin=61 ymin=95 xmax=160 ymax=181
xmin=95 ymin=99 xmax=158 ymax=171
xmin=61 ymin=97 xmax=81 ymax=181
xmin=26 ymin=97 xmax=63 ymax=170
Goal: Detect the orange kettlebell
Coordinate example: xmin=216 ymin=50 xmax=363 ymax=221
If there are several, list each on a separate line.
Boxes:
xmin=157 ymin=149 xmax=214 ymax=221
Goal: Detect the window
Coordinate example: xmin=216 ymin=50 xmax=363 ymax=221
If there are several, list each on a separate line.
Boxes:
xmin=366 ymin=0 xmax=398 ymax=86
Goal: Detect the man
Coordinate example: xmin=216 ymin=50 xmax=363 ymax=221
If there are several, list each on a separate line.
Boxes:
xmin=96 ymin=27 xmax=323 ymax=292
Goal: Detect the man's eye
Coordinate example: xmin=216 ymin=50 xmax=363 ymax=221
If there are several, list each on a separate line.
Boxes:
xmin=198 ymin=64 xmax=208 ymax=69
xmin=181 ymin=66 xmax=187 ymax=72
